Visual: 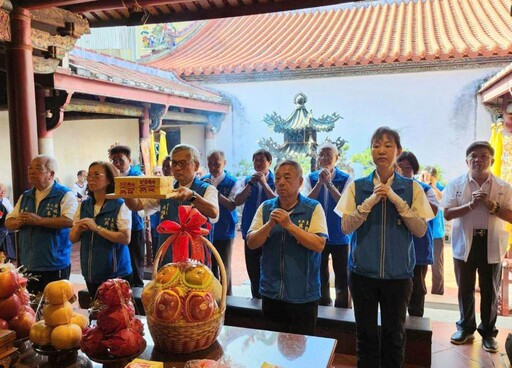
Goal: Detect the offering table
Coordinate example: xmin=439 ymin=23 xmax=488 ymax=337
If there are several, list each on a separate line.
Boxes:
xmin=12 ymin=316 xmax=337 ymax=368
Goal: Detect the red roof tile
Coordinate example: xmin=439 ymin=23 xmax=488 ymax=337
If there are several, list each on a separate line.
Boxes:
xmin=144 ymin=0 xmax=512 ymax=76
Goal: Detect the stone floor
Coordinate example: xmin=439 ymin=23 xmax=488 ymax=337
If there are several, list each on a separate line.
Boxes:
xmin=68 ymin=232 xmax=512 ymax=367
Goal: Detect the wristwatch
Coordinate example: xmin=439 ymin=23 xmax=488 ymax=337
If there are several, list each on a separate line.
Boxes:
xmin=189 ymin=191 xmax=197 ymax=203
xmin=96 ymin=225 xmax=103 ymax=232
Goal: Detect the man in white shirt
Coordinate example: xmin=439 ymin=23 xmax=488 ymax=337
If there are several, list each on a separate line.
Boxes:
xmin=71 ymin=170 xmax=88 ymax=201
xmin=6 ymin=155 xmax=77 ymax=295
xmin=125 ymin=144 xmax=219 ymax=266
xmin=442 ymin=141 xmax=512 ymax=353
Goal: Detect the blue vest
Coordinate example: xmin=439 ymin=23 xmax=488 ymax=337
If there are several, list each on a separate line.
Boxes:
xmin=309 ymin=168 xmax=350 ymax=245
xmin=201 ymin=171 xmax=238 ymax=240
xmin=351 ymin=172 xmax=415 ymax=279
xmin=432 ymin=182 xmax=445 ymax=239
xmin=157 ymin=178 xmax=212 ymax=265
xmin=413 ymin=181 xmax=434 ymax=265
xmin=241 ymin=171 xmax=275 ymax=239
xmin=79 ymin=198 xmax=132 ymax=283
xmin=260 ymin=194 xmax=324 ymax=303
xmin=126 ymin=166 xmax=144 ymax=231
xmin=18 ymin=182 xmax=72 ymax=271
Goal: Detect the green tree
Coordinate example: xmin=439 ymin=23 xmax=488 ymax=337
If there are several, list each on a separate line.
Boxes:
xmin=350 ymin=148 xmax=375 ymax=176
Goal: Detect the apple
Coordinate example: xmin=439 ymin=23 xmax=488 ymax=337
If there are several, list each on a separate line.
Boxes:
xmin=182 ymin=264 xmax=213 ymax=289
xmin=0 ymin=267 xmax=20 ymax=298
xmin=0 ymin=318 xmax=8 ymax=329
xmin=154 ymin=289 xmax=181 ymax=322
xmin=184 ymin=291 xmax=216 ymax=322
xmin=0 ymin=293 xmax=22 ymax=320
xmin=9 ymin=310 xmax=35 ymax=339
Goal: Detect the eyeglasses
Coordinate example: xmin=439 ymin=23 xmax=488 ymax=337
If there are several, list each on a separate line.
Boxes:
xmin=467 ymin=154 xmax=492 ymax=161
xmin=87 ymin=172 xmax=106 ymax=180
xmin=171 ymin=160 xmax=192 ymax=169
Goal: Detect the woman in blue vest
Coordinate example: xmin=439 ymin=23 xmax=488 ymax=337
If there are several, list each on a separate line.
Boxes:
xmin=396 ymin=151 xmax=439 ymax=317
xmin=335 ymin=127 xmax=433 ymax=368
xmin=70 ymin=161 xmax=133 ymax=299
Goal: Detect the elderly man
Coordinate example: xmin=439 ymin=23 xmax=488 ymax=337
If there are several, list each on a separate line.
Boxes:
xmin=126 ymin=144 xmax=219 ymax=265
xmin=201 ymin=150 xmax=238 ymax=295
xmin=6 ymin=155 xmax=77 ymax=295
xmin=110 ymin=145 xmax=145 ymax=287
xmin=234 ymin=149 xmax=276 ymax=298
xmin=303 ymin=142 xmax=352 ymax=308
xmin=443 ymin=141 xmax=512 ymax=353
xmin=247 ymin=159 xmax=327 ymax=335
xmin=0 ymin=183 xmax=14 ymax=260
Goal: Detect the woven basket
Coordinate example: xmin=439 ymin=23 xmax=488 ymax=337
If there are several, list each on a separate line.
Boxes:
xmin=146 ymin=235 xmax=227 ymax=353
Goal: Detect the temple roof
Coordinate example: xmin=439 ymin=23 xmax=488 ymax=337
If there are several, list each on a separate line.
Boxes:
xmin=67 ymin=48 xmax=227 ymax=105
xmin=144 ymin=0 xmax=512 ymax=77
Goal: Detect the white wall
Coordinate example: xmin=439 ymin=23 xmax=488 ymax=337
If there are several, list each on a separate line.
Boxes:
xmin=199 ymin=65 xmax=504 ymax=182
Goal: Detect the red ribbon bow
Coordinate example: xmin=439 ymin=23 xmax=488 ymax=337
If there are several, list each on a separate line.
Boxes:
xmin=156 ymin=205 xmax=212 ymax=264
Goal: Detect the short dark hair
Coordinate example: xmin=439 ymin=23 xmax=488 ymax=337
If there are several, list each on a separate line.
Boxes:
xmin=423 ymin=166 xmax=438 ymax=177
xmin=252 ymin=149 xmax=272 ymax=163
xmin=370 ymin=126 xmax=402 ymax=149
xmin=77 ymin=170 xmax=86 ymax=177
xmin=109 ymin=145 xmax=131 ymax=159
xmin=397 ymin=151 xmax=420 ymax=175
xmin=86 ymin=161 xmax=119 ymax=198
xmin=465 ymin=141 xmax=494 ymax=157
xmin=274 ymin=159 xmax=303 ymax=177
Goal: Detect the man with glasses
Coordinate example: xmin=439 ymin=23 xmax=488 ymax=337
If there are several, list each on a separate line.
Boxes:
xmin=443 ymin=141 xmax=512 ymax=353
xmin=109 ymin=145 xmax=145 ymax=287
xmin=302 ymin=142 xmax=352 ymax=308
xmin=125 ymin=144 xmax=219 ymax=265
xmin=5 ymin=155 xmax=77 ymax=295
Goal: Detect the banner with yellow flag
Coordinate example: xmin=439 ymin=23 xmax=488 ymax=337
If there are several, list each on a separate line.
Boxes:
xmin=158 ymin=130 xmax=169 ymax=165
xmin=149 ymin=130 xmax=157 ymax=172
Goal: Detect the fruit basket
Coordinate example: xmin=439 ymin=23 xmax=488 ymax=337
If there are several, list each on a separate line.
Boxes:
xmin=143 ymin=206 xmax=227 ymax=353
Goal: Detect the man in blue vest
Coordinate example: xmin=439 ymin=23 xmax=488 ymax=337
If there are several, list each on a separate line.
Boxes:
xmin=303 ymin=142 xmax=352 ymax=308
xmin=110 ymin=145 xmax=145 ymax=287
xmin=6 ymin=155 xmax=77 ymax=295
xmin=247 ymin=159 xmax=327 ymax=335
xmin=125 ymin=144 xmax=219 ymax=266
xmin=234 ymin=149 xmax=276 ymax=299
xmin=201 ymin=150 xmax=238 ymax=295
xmin=420 ymin=166 xmax=445 ymax=295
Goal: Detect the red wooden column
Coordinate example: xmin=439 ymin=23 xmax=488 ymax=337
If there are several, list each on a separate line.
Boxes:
xmin=6 ymin=7 xmax=38 ymax=200
xmin=139 ymin=104 xmax=151 ymax=175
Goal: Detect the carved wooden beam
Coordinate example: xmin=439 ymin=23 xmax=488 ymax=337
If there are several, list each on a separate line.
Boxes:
xmin=163 ymin=111 xmax=209 ymax=124
xmin=0 ymin=9 xmax=10 ymax=42
xmin=31 ymin=7 xmax=90 ymax=37
xmin=65 ymin=98 xmax=144 ymax=117
xmin=149 ymin=104 xmax=167 ymax=131
xmin=45 ymin=90 xmax=73 ymax=131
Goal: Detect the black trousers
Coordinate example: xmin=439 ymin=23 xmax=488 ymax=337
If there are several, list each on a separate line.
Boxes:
xmin=244 ymin=239 xmax=262 ymax=299
xmin=431 ymin=237 xmax=444 ymax=294
xmin=129 ymin=229 xmax=145 ymax=287
xmin=349 ymin=272 xmax=413 ymax=368
xmin=262 ymin=296 xmax=319 ymax=335
xmin=319 ymin=244 xmax=350 ymax=308
xmin=408 ymin=264 xmax=428 ymax=317
xmin=27 ymin=264 xmax=71 ymax=295
xmin=211 ymin=238 xmax=234 ymax=296
xmin=453 ymin=235 xmax=501 ymax=338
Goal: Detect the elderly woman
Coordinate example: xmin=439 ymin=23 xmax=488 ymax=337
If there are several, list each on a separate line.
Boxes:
xmin=69 ymin=161 xmax=133 ymax=298
xmin=0 ymin=183 xmax=15 ymax=260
